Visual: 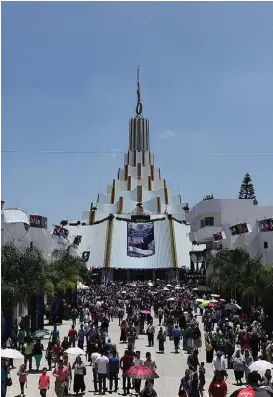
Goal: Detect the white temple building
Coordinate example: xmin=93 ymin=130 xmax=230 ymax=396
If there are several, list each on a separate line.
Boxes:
xmin=63 ymin=70 xmax=198 ymax=277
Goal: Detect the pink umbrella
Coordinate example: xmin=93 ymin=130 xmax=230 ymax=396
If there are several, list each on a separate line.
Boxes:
xmin=124 ymin=365 xmax=159 ymax=380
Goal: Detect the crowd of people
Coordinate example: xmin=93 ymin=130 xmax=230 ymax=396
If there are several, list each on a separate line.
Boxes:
xmin=1 ymin=281 xmax=273 ymax=397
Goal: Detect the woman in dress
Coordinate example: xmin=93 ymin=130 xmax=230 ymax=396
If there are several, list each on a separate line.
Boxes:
xmin=72 ymin=356 xmax=86 ymax=394
xmin=120 ymin=320 xmax=127 ymax=343
xmin=231 ymin=349 xmax=245 ymax=386
xmin=243 ymin=349 xmax=253 ymax=384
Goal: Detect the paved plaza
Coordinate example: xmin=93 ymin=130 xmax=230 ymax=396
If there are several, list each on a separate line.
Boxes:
xmin=7 ymin=316 xmax=241 ymax=397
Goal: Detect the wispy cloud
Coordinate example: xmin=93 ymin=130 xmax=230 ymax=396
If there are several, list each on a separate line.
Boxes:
xmin=158 ymin=130 xmax=176 ymax=139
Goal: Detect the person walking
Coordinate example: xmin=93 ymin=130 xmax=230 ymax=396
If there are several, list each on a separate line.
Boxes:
xmin=68 ymin=325 xmax=77 ymax=348
xmin=108 ymin=349 xmax=120 ymax=393
xmin=33 ymin=339 xmax=44 ymax=372
xmin=17 ymin=364 xmax=28 ymax=396
xmin=157 ymin=327 xmax=166 ymax=354
xmin=72 ymin=356 xmax=86 ymax=394
xmin=147 ymin=322 xmax=155 ymax=347
xmin=95 ymin=348 xmax=109 ymax=395
xmin=134 ymin=351 xmax=144 ymax=394
xmin=53 ymin=359 xmax=70 ymax=397
xmin=38 ymin=367 xmax=50 ymax=397
xmin=23 ymin=338 xmax=33 ymax=371
xmin=1 ymin=359 xmax=10 ymax=397
xmin=171 ymin=325 xmax=181 ymax=353
xmin=120 ymin=350 xmax=133 ymax=394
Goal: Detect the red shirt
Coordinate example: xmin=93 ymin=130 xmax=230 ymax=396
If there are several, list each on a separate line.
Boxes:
xmin=120 ymin=355 xmax=133 ymax=373
xmin=209 ymin=381 xmax=227 ymax=397
xmin=39 ymin=374 xmax=50 ymax=389
xmin=68 ymin=329 xmax=77 ymax=341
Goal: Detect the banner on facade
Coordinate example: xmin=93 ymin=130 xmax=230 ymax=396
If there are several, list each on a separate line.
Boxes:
xmin=29 ymin=215 xmax=48 ymax=229
xmin=230 ymin=222 xmax=252 ymax=236
xmin=258 ymin=218 xmax=273 ymax=232
xmin=127 ymin=221 xmax=155 ymax=258
xmin=213 ymin=231 xmax=226 ymax=242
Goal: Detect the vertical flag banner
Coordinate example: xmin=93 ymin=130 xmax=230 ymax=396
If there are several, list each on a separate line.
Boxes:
xmin=127 ymin=221 xmax=155 ymax=258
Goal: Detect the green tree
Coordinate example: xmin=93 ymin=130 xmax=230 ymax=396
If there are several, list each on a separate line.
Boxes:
xmin=208 ymin=248 xmax=259 ymax=300
xmin=256 ymin=264 xmax=273 ymax=312
xmin=238 ymin=173 xmax=256 ymax=199
xmin=203 ymin=194 xmax=214 ymax=201
xmin=1 ymin=243 xmax=47 ymax=308
xmin=47 ymin=248 xmax=89 ymax=294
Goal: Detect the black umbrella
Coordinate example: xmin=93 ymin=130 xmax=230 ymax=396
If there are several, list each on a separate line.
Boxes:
xmin=196 ymin=286 xmax=212 ymax=293
xmin=225 ymin=303 xmax=242 ymax=311
xmin=230 ymin=386 xmax=273 ymax=397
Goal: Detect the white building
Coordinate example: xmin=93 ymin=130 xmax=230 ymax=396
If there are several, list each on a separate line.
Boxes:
xmin=187 ymin=198 xmax=273 ymax=275
xmin=63 ymin=73 xmax=200 ymax=277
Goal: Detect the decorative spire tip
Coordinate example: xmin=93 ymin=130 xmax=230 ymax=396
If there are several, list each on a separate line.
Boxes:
xmin=136 ymin=66 xmax=143 ymax=117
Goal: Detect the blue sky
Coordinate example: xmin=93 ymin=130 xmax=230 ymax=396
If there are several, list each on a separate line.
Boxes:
xmin=2 ymin=1 xmax=273 ymax=226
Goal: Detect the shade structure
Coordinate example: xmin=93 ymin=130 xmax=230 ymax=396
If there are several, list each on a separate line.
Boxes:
xmin=124 ymin=365 xmax=159 ymax=380
xmin=229 ymin=386 xmax=273 ymax=397
xmin=249 ymin=360 xmax=273 ymax=372
xmin=1 ymin=348 xmax=24 ymax=359
xmin=64 ymin=347 xmax=86 ymax=356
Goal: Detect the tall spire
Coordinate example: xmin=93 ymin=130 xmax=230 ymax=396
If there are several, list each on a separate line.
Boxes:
xmin=136 ymin=66 xmax=143 ymax=117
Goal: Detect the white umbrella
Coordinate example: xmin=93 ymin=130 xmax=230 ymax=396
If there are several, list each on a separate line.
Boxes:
xmin=175 ymin=286 xmax=181 ymax=289
xmin=1 ymin=348 xmax=24 ymax=359
xmin=163 ymin=287 xmax=169 ymax=291
xmin=167 ymin=297 xmax=175 ymax=301
xmin=64 ymin=347 xmax=86 ymax=356
xmin=249 ymin=360 xmax=273 ymax=372
xmin=210 ymin=294 xmax=220 ymax=298
xmin=196 ymin=299 xmax=204 ymax=303
xmin=166 ymin=284 xmax=172 ymax=287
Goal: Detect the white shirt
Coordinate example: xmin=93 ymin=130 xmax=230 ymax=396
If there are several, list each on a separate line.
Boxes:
xmin=91 ymin=352 xmax=100 ymax=369
xmin=134 ymin=357 xmax=144 ymax=366
xmin=212 ymin=356 xmax=226 ymax=372
xmin=95 ymin=355 xmax=109 ymax=374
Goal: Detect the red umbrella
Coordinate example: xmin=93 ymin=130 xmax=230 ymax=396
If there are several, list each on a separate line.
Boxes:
xmin=220 ymin=298 xmax=226 ymax=302
xmin=124 ymin=365 xmax=159 ymax=380
xmin=140 ymin=310 xmax=151 ymax=315
xmin=208 ymin=302 xmax=219 ymax=308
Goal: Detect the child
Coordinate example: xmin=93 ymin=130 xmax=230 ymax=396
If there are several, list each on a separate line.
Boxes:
xmin=17 ymin=364 xmax=28 ymax=396
xmin=199 ymin=362 xmax=206 ymax=395
xmin=38 ymin=367 xmax=50 ymax=397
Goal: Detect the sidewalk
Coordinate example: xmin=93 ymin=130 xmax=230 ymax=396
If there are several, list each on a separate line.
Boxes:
xmin=6 ymin=315 xmax=240 ymax=397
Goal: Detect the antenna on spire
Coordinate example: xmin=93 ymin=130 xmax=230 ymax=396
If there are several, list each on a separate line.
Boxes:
xmin=136 ymin=66 xmax=143 ymax=117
